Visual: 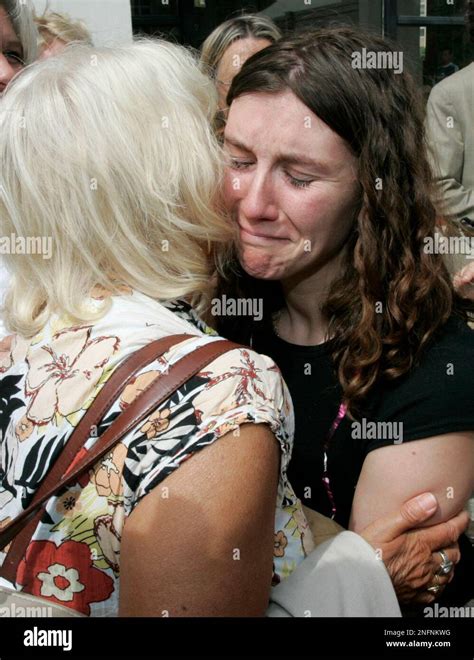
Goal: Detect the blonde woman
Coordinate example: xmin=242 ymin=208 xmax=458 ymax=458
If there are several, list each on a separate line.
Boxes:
xmin=35 ymin=10 xmax=93 ymax=59
xmin=0 ymin=40 xmax=311 ymax=616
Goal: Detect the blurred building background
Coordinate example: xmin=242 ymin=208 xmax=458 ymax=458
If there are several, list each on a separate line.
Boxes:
xmin=32 ymin=1 xmax=473 ymax=93
xmin=130 ymin=0 xmax=473 ymax=91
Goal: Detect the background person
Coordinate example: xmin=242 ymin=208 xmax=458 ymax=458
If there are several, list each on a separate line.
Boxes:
xmin=425 ymin=1 xmax=474 ymax=228
xmin=0 ymin=0 xmax=37 ymax=339
xmin=35 ymin=10 xmax=93 ymax=60
xmin=436 ymin=48 xmax=459 ymax=82
xmin=0 ymin=0 xmax=36 ymax=83
xmin=200 ymin=14 xmax=281 ymax=136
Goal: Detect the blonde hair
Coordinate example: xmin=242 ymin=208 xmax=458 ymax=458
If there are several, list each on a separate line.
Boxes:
xmin=0 ymin=40 xmax=234 ymax=337
xmin=35 ymin=10 xmax=93 ymax=48
xmin=200 ymin=14 xmax=281 ymax=77
xmin=1 ymin=0 xmax=38 ymax=63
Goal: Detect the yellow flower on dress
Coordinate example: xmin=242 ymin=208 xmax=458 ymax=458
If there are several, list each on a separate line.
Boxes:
xmin=0 ymin=334 xmax=30 ymax=373
xmin=56 ymin=487 xmax=83 ymax=518
xmin=15 ymin=415 xmax=35 ymax=442
xmin=91 ymin=443 xmax=128 ymax=498
xmin=274 ymin=530 xmax=288 ymax=557
xmin=120 ymin=371 xmax=161 ymax=408
xmin=140 ymin=409 xmax=171 ymax=439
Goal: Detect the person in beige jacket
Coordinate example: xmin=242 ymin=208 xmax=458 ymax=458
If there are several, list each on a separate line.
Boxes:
xmin=426 ymin=61 xmax=474 ymax=226
xmin=426 ymin=0 xmax=474 ymax=227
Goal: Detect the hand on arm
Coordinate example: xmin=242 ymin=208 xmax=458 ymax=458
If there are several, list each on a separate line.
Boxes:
xmin=119 ymin=423 xmax=279 ymax=617
xmin=359 ymin=492 xmax=468 ymax=604
xmin=350 ymin=432 xmax=473 ymax=603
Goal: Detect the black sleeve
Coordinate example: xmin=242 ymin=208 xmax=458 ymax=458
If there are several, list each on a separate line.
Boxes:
xmin=364 ymin=316 xmax=474 ymax=454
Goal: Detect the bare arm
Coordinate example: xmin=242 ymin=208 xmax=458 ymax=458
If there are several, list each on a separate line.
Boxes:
xmin=350 ymin=432 xmax=474 ymax=533
xmin=119 ymin=423 xmax=279 ymax=617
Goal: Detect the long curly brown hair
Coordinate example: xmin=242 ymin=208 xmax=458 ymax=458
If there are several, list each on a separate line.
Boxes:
xmin=215 ymin=26 xmax=473 ymax=415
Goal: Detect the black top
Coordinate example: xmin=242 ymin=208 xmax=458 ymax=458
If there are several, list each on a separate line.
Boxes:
xmin=251 ymin=315 xmax=474 ymax=529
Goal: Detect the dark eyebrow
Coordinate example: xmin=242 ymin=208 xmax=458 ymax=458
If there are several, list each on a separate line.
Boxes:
xmin=224 ymin=134 xmax=332 ymax=173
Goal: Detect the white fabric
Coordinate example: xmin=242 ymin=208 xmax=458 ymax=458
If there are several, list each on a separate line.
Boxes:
xmin=266 ymin=531 xmax=401 ymax=617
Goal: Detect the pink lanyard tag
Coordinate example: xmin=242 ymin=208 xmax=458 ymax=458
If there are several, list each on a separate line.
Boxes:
xmin=322 ymin=402 xmax=347 ymax=519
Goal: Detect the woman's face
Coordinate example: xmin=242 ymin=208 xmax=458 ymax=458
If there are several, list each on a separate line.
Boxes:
xmin=0 ymin=5 xmax=23 ymax=94
xmin=216 ymin=37 xmax=272 ymax=110
xmin=223 ymin=90 xmax=361 ymax=282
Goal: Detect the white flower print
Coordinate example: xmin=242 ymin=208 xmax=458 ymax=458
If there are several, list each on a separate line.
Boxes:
xmin=25 ymin=326 xmax=118 ymax=424
xmin=38 ymin=563 xmax=85 ymax=602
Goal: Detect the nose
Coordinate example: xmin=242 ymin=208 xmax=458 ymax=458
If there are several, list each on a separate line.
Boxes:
xmin=0 ymin=54 xmax=16 ymax=92
xmin=239 ymin=168 xmax=279 ymax=223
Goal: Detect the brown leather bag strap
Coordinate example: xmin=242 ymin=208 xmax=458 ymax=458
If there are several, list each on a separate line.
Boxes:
xmin=25 ymin=334 xmax=193 ymax=508
xmin=0 ymin=337 xmax=242 ymax=583
xmin=0 ymin=333 xmax=192 ymax=584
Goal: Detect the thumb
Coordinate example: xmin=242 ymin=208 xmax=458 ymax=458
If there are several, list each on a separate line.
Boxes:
xmin=360 ymin=492 xmax=438 ymax=545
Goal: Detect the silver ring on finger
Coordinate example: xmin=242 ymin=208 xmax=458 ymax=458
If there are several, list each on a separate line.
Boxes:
xmin=437 ymin=549 xmax=454 ymax=576
xmin=427 ymin=573 xmax=442 ymax=595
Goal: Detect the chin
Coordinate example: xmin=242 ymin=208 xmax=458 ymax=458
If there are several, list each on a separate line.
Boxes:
xmin=239 ymin=247 xmax=285 ymax=281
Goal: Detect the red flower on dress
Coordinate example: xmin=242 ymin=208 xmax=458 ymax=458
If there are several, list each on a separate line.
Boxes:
xmin=17 ymin=539 xmax=114 ymax=615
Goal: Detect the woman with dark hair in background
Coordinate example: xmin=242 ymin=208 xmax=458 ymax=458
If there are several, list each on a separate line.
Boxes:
xmin=216 ymin=27 xmax=474 ymax=608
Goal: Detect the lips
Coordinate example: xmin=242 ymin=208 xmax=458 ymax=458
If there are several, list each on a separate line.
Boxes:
xmin=238 ymin=223 xmax=288 ymax=241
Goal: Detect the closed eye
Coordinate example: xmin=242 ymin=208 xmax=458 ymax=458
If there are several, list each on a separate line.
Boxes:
xmin=228 ymin=158 xmax=255 ymax=170
xmin=284 ymin=171 xmax=314 ymax=189
xmin=3 ymin=51 xmax=24 ymax=66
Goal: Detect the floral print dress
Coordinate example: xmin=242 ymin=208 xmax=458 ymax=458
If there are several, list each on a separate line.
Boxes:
xmin=0 ymin=290 xmax=313 ymax=616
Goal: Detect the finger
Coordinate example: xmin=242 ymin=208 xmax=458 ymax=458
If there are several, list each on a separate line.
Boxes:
xmin=412 ymin=588 xmax=445 ymax=605
xmin=428 ymin=571 xmax=450 ymax=588
xmin=432 ymin=544 xmax=461 ymax=568
xmin=453 ymin=263 xmax=474 ymax=289
xmin=360 ymin=493 xmax=438 ymax=543
xmin=456 ymin=282 xmax=474 ymax=300
xmin=430 ymin=546 xmax=460 ymax=585
xmin=413 ymin=573 xmax=448 ymax=604
xmin=410 ymin=510 xmax=469 ymax=549
xmin=411 ymin=580 xmax=447 ymax=605
xmin=453 ymin=274 xmax=470 ymax=287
